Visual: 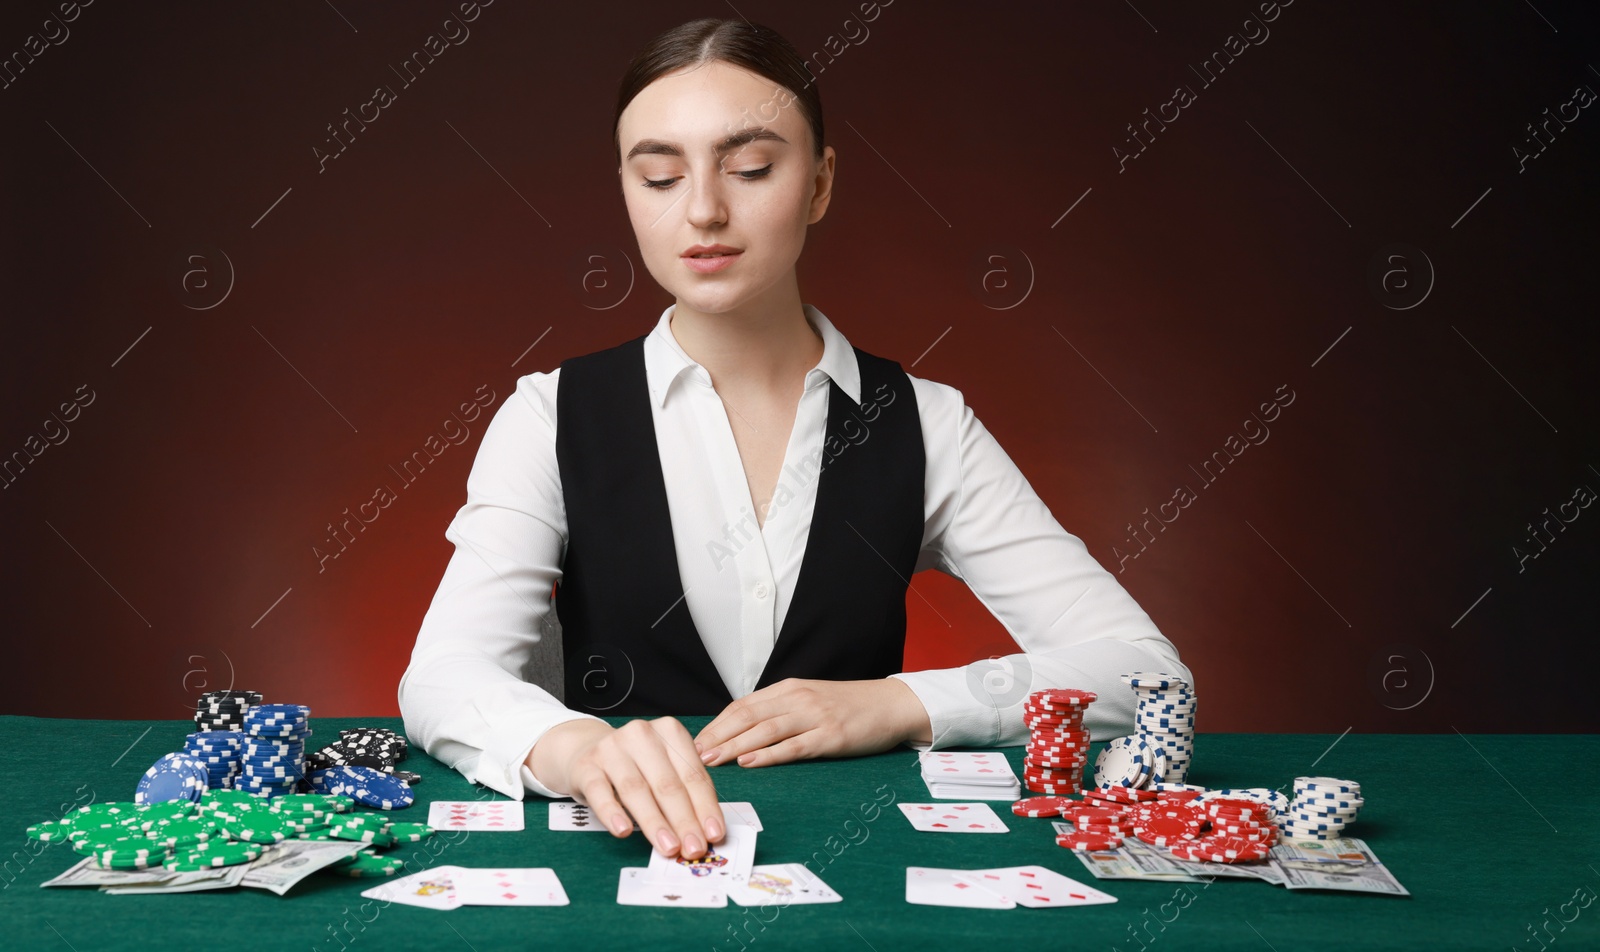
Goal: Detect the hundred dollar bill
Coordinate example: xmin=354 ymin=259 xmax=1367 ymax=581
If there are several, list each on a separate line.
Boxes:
xmin=1166 ymin=853 xmax=1286 ymax=885
xmin=1269 ymin=837 xmax=1410 ymax=896
xmin=102 ymin=865 xmax=248 ymax=894
xmin=240 ymin=839 xmax=368 ymax=895
xmin=1055 ymin=824 xmax=1205 ymax=882
xmin=41 ymin=857 xmax=178 ymax=888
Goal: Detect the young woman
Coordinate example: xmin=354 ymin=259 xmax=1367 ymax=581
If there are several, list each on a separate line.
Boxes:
xmin=400 ymin=18 xmax=1187 ymax=862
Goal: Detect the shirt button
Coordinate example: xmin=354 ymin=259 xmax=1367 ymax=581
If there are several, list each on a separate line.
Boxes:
xmin=753 ymin=582 xmax=770 ymax=599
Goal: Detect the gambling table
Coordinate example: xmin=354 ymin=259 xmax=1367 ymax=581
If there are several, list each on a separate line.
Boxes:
xmin=2 ymin=715 xmax=1594 ymax=952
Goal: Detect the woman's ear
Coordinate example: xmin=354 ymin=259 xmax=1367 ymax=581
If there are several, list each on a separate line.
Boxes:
xmin=808 ymin=146 xmax=837 ymax=225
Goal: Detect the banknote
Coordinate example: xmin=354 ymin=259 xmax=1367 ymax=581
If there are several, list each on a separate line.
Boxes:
xmin=1056 ymin=825 xmax=1205 ymax=882
xmin=1270 ymin=837 xmax=1410 ymax=895
xmin=102 ymin=865 xmax=248 ymax=894
xmin=41 ymin=858 xmax=177 ymax=888
xmin=240 ymin=839 xmax=369 ymax=895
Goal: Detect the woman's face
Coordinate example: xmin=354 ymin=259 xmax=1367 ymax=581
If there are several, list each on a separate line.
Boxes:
xmin=617 ymin=60 xmax=834 ymax=315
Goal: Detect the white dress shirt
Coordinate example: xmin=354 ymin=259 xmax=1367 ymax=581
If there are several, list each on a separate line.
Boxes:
xmin=399 ymin=303 xmax=1190 ymax=800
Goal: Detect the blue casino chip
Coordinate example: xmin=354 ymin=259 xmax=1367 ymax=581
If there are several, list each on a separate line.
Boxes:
xmin=135 ymin=753 xmax=210 ymax=805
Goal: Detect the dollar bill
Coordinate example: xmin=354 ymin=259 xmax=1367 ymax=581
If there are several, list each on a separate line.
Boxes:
xmin=1270 ymin=836 xmax=1410 ymax=896
xmin=240 ymin=839 xmax=368 ymax=895
xmin=102 ymin=865 xmax=248 ymax=894
xmin=1166 ymin=854 xmax=1286 ymax=884
xmin=41 ymin=857 xmax=178 ymax=888
xmin=1056 ymin=824 xmax=1205 ymax=882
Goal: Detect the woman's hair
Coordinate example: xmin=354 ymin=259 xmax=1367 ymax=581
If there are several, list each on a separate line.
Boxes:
xmin=612 ymin=18 xmax=825 ymax=166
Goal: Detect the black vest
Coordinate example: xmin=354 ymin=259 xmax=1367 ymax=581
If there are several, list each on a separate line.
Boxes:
xmin=552 ymin=333 xmax=925 ymax=716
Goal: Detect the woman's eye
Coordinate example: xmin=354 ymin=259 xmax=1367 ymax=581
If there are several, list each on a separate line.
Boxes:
xmin=640 ymin=164 xmax=773 ymax=190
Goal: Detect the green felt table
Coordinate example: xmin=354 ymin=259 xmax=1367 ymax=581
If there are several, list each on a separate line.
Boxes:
xmin=2 ymin=716 xmax=1595 ymax=952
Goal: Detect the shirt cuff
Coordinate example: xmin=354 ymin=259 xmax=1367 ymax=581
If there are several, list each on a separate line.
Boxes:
xmin=465 ymin=689 xmax=607 ymax=799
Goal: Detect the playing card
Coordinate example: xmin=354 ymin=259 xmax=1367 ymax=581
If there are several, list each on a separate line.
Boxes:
xmin=919 ymin=751 xmax=1018 ymax=784
xmin=897 ymin=802 xmax=1010 ymax=833
xmin=905 ymin=866 xmax=1015 ymax=908
xmin=548 ymin=802 xmax=627 ymax=831
xmin=361 ymin=865 xmax=464 ymax=910
xmin=955 ymin=865 xmax=1119 ymax=908
xmin=547 ymin=800 xmax=762 ymax=832
xmin=645 ymin=822 xmax=756 ymax=886
xmin=455 ymin=868 xmax=568 ymax=906
xmin=616 ymin=867 xmax=727 ymax=907
xmin=720 ymin=801 xmax=763 ymax=832
xmin=427 ymin=800 xmax=525 ymax=831
xmin=729 ymin=863 xmax=841 ymax=906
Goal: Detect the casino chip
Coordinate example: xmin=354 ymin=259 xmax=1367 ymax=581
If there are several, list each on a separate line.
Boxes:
xmin=167 ymin=840 xmax=264 ymax=870
xmin=316 ymin=766 xmax=415 ymax=811
xmin=330 ymin=850 xmax=409 ymax=878
xmin=135 ymin=753 xmax=210 ymax=805
xmin=1011 ymin=796 xmax=1071 ymax=818
xmin=1056 ymin=831 xmax=1123 ymax=851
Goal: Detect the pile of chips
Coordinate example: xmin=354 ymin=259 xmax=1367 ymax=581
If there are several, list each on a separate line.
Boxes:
xmin=1281 ymin=776 xmax=1363 ymax=840
xmin=183 ymin=731 xmax=244 ymax=789
xmin=193 ymin=690 xmax=261 ymax=732
xmin=1093 ymin=672 xmax=1195 ymax=788
xmin=239 ymin=704 xmax=312 ymax=799
xmin=1015 ymin=778 xmax=1363 ymax=865
xmin=308 ymin=728 xmax=420 ymax=786
xmin=24 ymin=791 xmax=433 ymax=877
xmin=1020 ymin=689 xmax=1097 ymax=796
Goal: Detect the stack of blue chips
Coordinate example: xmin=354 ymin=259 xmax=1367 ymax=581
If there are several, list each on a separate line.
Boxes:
xmin=182 ymin=731 xmax=244 ymax=789
xmin=238 ymin=703 xmax=312 ymax=799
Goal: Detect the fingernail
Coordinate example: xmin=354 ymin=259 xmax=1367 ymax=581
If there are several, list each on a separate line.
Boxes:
xmin=611 ymin=814 xmax=631 ymax=835
xmin=706 ymin=816 xmax=723 ymax=840
xmin=737 ymin=753 xmax=753 ymax=766
xmin=683 ymin=833 xmax=704 ymax=857
xmin=693 ymin=740 xmax=704 ymax=753
xmin=658 ymin=829 xmax=679 ymax=853
xmin=700 ymin=747 xmax=718 ymax=764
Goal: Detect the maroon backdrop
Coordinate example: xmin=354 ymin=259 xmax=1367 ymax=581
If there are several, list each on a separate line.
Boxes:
xmin=3 ymin=1 xmax=1596 ymax=733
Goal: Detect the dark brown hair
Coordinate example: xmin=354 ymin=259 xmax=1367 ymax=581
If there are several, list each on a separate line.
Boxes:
xmin=612 ymin=18 xmax=825 ymax=165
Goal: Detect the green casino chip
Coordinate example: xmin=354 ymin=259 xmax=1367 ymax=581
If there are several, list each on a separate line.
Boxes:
xmin=383 ymin=822 xmax=434 ymax=843
xmin=26 ymin=820 xmax=72 ymax=843
xmin=328 ymin=850 xmax=408 ymax=878
xmin=166 ymin=841 xmax=262 ymax=870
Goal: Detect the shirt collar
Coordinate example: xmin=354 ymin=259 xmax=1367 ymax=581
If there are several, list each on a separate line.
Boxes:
xmin=644 ymin=302 xmax=861 ymax=410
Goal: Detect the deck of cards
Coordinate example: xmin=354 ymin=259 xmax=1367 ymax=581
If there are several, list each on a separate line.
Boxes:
xmin=919 ymin=750 xmax=1021 ymax=800
xmin=906 ymin=865 xmax=1117 ymax=909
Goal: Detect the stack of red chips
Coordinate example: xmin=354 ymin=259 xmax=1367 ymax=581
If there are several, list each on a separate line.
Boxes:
xmin=1022 ymin=689 xmax=1097 ymax=795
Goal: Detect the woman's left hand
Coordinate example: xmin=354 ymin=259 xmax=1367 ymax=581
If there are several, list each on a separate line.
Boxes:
xmin=693 ymin=678 xmax=933 ymax=768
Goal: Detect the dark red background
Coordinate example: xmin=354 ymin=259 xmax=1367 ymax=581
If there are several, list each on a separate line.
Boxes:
xmin=3 ymin=1 xmax=1595 ymax=732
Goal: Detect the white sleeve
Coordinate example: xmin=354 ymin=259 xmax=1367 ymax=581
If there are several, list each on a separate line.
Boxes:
xmin=397 ymin=371 xmax=605 ymax=799
xmin=888 ymin=378 xmax=1190 ymax=749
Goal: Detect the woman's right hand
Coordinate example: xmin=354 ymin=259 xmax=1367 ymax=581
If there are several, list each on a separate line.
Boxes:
xmin=527 ymin=717 xmax=725 ymax=859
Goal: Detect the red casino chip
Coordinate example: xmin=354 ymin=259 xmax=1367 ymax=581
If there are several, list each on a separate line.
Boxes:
xmin=1056 ymin=831 xmax=1122 ymax=851
xmin=1153 ymin=789 xmax=1204 ymax=804
xmin=1075 ymin=822 xmax=1132 ymax=836
xmin=1168 ymin=835 xmax=1271 ymax=863
xmin=1061 ymin=806 xmax=1126 ymax=824
xmin=1202 ymin=798 xmax=1268 ymax=819
xmin=1025 ymin=757 xmax=1088 ymax=772
xmin=1010 ymin=796 xmax=1072 ymax=818
xmin=1026 ymin=730 xmax=1091 ymax=747
xmin=1028 ymin=688 xmax=1098 ymax=710
xmin=1094 ymin=784 xmax=1160 ymax=804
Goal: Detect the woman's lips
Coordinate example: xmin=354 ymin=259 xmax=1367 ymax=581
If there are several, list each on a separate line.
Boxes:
xmin=682 ymin=251 xmax=741 ymax=274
